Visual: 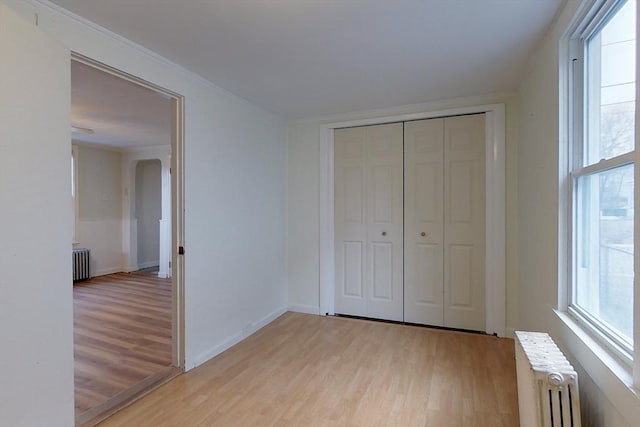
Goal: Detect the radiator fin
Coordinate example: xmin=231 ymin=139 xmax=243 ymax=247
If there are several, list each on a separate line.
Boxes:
xmin=73 ymin=248 xmax=90 ymax=281
xmin=515 ymin=331 xmax=581 ymax=427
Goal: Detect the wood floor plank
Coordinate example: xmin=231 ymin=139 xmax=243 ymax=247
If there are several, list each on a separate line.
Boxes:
xmin=100 ymin=312 xmax=518 ymax=426
xmin=74 ymin=271 xmax=172 ymax=418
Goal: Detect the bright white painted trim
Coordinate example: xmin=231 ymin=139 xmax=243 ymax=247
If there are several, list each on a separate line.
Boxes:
xmin=485 ymin=106 xmax=506 ymax=337
xmin=287 ymin=304 xmax=321 ymax=315
xmin=558 ymin=31 xmax=572 ymax=313
xmin=190 ymin=306 xmax=287 ymax=369
xmin=571 ymin=152 xmax=635 ymax=177
xmin=137 ymin=260 xmax=159 ymax=270
xmin=319 ymin=124 xmax=334 ymax=317
xmin=93 ymin=266 xmax=124 ymax=277
xmin=550 ymin=310 xmax=640 ymax=426
xmin=305 ymin=92 xmax=517 ymax=124
xmin=71 ymin=144 xmax=79 ymax=244
xmin=635 ymin=0 xmax=640 ymax=385
xmin=319 ymin=103 xmax=507 ymax=336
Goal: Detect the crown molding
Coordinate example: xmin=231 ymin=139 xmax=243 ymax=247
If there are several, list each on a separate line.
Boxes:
xmin=27 ymin=0 xmax=284 ymax=121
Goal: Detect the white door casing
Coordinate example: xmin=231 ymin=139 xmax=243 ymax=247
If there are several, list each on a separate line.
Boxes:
xmin=334 ymin=123 xmax=404 ymax=321
xmin=71 ymin=55 xmax=185 ymax=367
xmin=404 ymin=118 xmax=445 ymax=325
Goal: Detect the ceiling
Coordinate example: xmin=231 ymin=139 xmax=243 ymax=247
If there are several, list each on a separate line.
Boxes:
xmin=56 ymin=0 xmax=563 ymax=119
xmin=71 ymin=61 xmax=172 ymax=148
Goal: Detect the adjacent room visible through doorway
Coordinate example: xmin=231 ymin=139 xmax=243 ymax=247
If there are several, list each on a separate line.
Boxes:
xmin=70 ymin=57 xmax=183 ymax=426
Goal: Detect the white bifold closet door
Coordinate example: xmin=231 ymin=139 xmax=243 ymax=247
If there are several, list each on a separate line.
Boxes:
xmin=403 ymin=118 xmax=445 ymax=325
xmin=334 ymin=123 xmax=404 ymax=321
xmin=404 ymin=115 xmax=486 ymax=330
xmin=334 ymin=115 xmax=485 ymax=331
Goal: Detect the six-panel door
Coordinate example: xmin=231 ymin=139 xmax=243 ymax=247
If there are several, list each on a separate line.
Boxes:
xmin=443 ymin=115 xmax=486 ymax=331
xmin=334 ymin=115 xmax=485 ymax=331
xmin=334 ymin=123 xmax=404 ymax=321
xmin=404 ymin=118 xmax=445 ymax=326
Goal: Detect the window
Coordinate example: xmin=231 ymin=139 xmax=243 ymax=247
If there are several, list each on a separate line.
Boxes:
xmin=72 ymin=144 xmax=79 ymax=243
xmin=568 ymin=0 xmax=636 ymax=358
xmin=71 ymin=149 xmax=75 ymax=198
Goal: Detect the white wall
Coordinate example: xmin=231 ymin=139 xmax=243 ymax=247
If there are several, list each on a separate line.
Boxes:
xmin=286 ymin=94 xmax=521 ymax=333
xmin=75 ymin=143 xmax=123 ymax=276
xmin=0 ymin=3 xmax=74 ymax=426
xmin=121 ymin=146 xmax=172 ymax=276
xmin=135 ymin=159 xmax=161 ymax=268
xmin=1 ymin=0 xmax=287 ymax=424
xmin=517 ymin=0 xmax=634 ymax=425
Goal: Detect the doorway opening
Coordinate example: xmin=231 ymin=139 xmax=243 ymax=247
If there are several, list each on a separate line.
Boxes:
xmin=70 ymin=54 xmax=184 ymax=426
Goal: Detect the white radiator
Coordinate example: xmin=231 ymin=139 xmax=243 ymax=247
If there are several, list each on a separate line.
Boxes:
xmin=72 ymin=248 xmax=90 ymax=281
xmin=515 ymin=331 xmax=581 ymax=427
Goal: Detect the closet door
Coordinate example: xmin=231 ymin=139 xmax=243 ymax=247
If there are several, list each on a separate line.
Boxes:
xmin=334 ymin=123 xmax=403 ymax=321
xmin=443 ymin=114 xmax=486 ymax=331
xmin=335 ymin=127 xmax=367 ymax=317
xmin=404 ymin=118 xmax=445 ymax=325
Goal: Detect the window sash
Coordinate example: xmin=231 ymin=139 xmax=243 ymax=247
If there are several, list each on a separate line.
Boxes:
xmin=571 ymin=152 xmax=634 ymax=177
xmin=568 ymin=0 xmax=636 ymax=359
xmin=570 ymin=162 xmax=635 ymax=357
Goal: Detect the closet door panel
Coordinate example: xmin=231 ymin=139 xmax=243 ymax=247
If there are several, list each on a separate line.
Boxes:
xmin=335 ymin=127 xmax=367 ymax=316
xmin=365 ymin=123 xmax=404 ymax=321
xmin=334 ymin=123 xmax=403 ymax=321
xmin=336 ymin=114 xmax=486 ymax=331
xmin=443 ymin=115 xmax=486 ymax=331
xmin=404 ymin=119 xmax=445 ymax=325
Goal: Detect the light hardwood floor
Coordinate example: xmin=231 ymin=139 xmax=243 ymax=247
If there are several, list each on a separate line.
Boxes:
xmin=100 ymin=312 xmax=518 ymax=426
xmin=74 ymin=271 xmax=173 ymax=420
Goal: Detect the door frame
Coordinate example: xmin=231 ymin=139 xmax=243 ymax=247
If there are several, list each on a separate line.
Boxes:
xmin=319 ymin=103 xmax=506 ymax=336
xmin=71 ymin=53 xmax=186 ymax=368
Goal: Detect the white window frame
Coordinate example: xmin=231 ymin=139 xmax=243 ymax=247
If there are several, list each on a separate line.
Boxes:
xmin=560 ymin=0 xmax=639 ymax=381
xmin=72 ymin=143 xmax=79 ymax=244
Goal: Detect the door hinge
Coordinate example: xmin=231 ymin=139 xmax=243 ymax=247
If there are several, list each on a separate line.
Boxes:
xmin=178 ymin=246 xmax=185 ymax=255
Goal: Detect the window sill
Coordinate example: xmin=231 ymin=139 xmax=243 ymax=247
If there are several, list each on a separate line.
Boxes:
xmin=550 ymin=309 xmax=640 ymax=424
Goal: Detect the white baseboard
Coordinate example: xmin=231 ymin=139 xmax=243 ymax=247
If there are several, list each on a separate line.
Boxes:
xmin=287 ymin=303 xmax=321 ymax=315
xmin=189 ymin=305 xmax=287 ymax=370
xmin=93 ymin=266 xmax=123 ymax=277
xmin=137 ymin=260 xmax=159 ymax=270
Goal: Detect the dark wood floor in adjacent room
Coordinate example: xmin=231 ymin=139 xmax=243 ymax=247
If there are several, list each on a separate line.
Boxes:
xmin=100 ymin=312 xmax=519 ymax=426
xmin=74 ymin=271 xmax=172 ymax=421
